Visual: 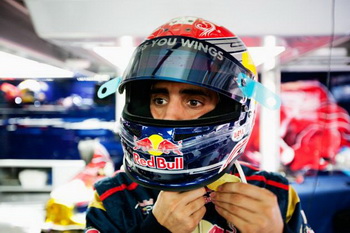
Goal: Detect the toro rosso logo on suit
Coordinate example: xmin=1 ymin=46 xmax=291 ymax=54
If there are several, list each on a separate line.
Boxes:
xmin=133 ymin=134 xmax=184 ymax=170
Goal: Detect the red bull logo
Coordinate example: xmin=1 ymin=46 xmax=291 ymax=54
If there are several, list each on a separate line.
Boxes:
xmin=133 ymin=134 xmax=184 ymax=170
xmin=133 ymin=134 xmax=183 ymax=156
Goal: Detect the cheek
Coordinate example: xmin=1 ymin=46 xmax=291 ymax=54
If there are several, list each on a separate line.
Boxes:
xmin=150 ymin=105 xmax=156 ymax=118
xmin=150 ymin=105 xmax=162 ymax=119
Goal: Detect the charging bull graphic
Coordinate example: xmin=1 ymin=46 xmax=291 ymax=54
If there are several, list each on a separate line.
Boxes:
xmin=133 ymin=134 xmax=184 ymax=170
xmin=133 ymin=134 xmax=183 ymax=156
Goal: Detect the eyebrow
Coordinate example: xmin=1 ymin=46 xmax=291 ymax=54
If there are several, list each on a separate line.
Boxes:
xmin=150 ymin=87 xmax=211 ymax=97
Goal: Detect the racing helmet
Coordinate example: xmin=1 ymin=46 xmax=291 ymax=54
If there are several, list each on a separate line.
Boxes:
xmin=119 ymin=16 xmax=258 ymax=191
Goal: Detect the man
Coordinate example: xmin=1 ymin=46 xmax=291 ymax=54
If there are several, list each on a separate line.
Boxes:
xmin=85 ymin=16 xmax=313 ymax=232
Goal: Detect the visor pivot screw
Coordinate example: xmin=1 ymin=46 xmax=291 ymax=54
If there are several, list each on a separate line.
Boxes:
xmin=242 ymin=105 xmax=249 ymax=112
xmin=241 ymin=78 xmax=246 ymax=87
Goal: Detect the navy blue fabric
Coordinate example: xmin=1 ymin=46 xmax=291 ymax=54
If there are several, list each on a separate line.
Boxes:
xmin=86 ymin=163 xmax=313 ymax=232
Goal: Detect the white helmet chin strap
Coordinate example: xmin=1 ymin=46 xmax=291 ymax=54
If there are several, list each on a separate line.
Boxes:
xmin=234 ymin=160 xmax=247 ymax=184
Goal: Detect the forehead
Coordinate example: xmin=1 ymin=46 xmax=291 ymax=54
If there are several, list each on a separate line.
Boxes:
xmin=152 ymin=81 xmax=214 ymax=93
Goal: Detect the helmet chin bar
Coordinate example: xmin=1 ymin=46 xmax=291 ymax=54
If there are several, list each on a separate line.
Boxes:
xmin=123 ymin=155 xmax=239 ymax=191
xmin=119 ymin=115 xmax=253 ymax=191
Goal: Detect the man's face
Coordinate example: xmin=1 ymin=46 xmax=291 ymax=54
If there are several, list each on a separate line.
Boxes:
xmin=150 ymin=81 xmax=219 ymax=120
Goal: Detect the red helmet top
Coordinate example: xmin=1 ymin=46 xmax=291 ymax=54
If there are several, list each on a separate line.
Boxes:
xmin=147 ymin=16 xmax=236 ymax=40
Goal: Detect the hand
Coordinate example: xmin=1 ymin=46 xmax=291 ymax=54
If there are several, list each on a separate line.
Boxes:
xmin=152 ymin=188 xmax=207 ymax=233
xmin=210 ymin=182 xmax=283 ymax=233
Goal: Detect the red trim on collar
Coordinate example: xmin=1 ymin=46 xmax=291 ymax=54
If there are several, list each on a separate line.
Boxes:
xmin=246 ymin=175 xmax=289 ymax=190
xmin=100 ymin=182 xmax=138 ymax=201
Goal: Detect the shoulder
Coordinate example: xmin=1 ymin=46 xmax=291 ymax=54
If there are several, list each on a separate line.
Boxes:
xmin=87 ymin=171 xmax=160 ymax=231
xmin=94 ymin=171 xmax=136 ymax=196
xmin=238 ymin=161 xmax=290 ymax=192
xmin=93 ymin=170 xmax=159 ymax=203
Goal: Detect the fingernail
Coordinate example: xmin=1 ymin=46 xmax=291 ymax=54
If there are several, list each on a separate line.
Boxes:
xmin=210 ymin=192 xmax=216 ymax=199
xmin=205 ymin=196 xmax=211 ymax=204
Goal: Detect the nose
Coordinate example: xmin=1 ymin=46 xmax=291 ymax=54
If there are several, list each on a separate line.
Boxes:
xmin=163 ymin=99 xmax=185 ymax=120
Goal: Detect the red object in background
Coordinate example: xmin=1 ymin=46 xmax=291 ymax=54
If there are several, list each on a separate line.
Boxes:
xmin=73 ymin=141 xmax=115 ymax=188
xmin=244 ymin=80 xmax=350 ymax=173
xmin=43 ymin=140 xmax=115 ymax=231
xmin=0 ymin=82 xmax=20 ymax=101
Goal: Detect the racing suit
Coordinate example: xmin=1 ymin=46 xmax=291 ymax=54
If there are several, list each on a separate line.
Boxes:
xmin=85 ymin=162 xmax=313 ymax=233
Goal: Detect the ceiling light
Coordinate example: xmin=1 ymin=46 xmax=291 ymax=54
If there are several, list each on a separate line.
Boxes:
xmin=0 ymin=51 xmax=75 ymax=78
xmin=248 ymin=46 xmax=286 ymax=67
xmin=93 ymin=46 xmax=136 ymax=73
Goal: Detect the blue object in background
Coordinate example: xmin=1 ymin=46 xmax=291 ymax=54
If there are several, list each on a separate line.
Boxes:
xmin=292 ymin=172 xmax=350 ymax=233
xmin=0 ymin=78 xmax=124 ymax=169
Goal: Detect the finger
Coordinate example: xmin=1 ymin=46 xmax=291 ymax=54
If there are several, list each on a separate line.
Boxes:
xmin=212 ymin=191 xmax=260 ymax=212
xmin=213 ymin=188 xmax=284 ymax=232
xmin=179 ymin=206 xmax=206 ymax=233
xmin=213 ymin=199 xmax=255 ymax=223
xmin=213 ymin=189 xmax=280 ymax=219
xmin=159 ymin=187 xmax=206 ymax=208
xmin=218 ymin=182 xmax=276 ymax=201
xmin=186 ymin=195 xmax=206 ymax=213
xmin=215 ymin=205 xmax=258 ymax=233
xmin=178 ymin=187 xmax=207 ymax=204
xmin=191 ymin=206 xmax=206 ymax=228
xmin=216 ymin=204 xmax=282 ymax=233
xmin=214 ymin=196 xmax=257 ymax=222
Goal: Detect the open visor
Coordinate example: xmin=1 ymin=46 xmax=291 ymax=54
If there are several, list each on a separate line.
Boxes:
xmin=119 ymin=36 xmax=253 ymax=104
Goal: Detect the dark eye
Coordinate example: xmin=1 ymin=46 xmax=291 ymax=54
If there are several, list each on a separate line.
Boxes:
xmin=188 ymin=100 xmax=202 ymax=107
xmin=153 ymin=98 xmax=167 ymax=105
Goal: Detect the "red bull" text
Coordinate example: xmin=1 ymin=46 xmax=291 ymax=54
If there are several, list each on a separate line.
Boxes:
xmin=133 ymin=153 xmax=184 ymax=170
